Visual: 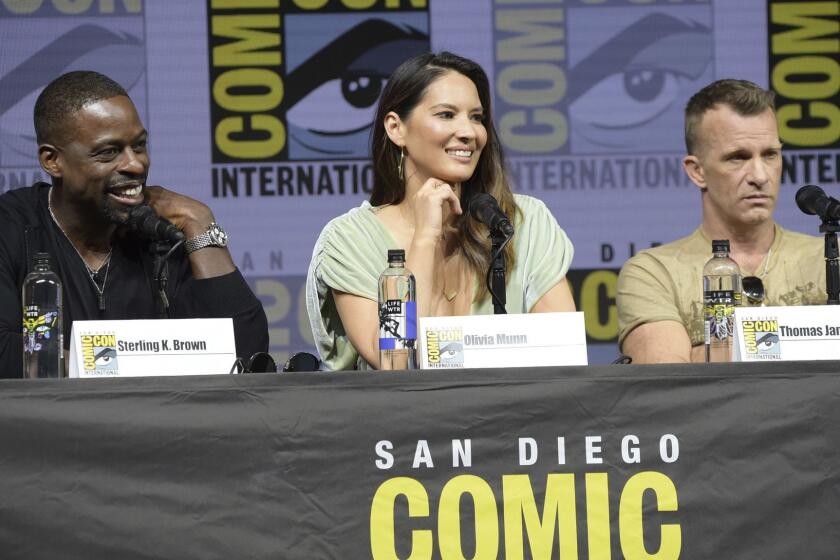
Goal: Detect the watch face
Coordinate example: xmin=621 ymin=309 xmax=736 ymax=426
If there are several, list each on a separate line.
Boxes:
xmin=208 ymin=224 xmax=228 ymax=246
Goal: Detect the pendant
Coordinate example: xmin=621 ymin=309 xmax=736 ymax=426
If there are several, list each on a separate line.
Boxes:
xmin=98 ymin=293 xmax=106 ymax=312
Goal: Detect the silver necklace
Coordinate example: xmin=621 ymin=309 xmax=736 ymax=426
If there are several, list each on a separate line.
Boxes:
xmin=47 ymin=188 xmax=112 ymax=311
xmin=759 ymin=247 xmax=772 ymax=278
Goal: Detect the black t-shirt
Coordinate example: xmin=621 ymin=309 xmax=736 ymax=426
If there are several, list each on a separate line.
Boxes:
xmin=48 ymin=215 xmax=161 ymax=327
xmin=0 ymin=183 xmax=269 ymax=378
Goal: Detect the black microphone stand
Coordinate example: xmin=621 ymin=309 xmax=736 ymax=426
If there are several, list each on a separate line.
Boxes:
xmin=152 ymin=240 xmax=173 ymax=318
xmin=151 ymin=238 xmax=185 ymax=318
xmin=819 ymin=218 xmax=840 ymax=304
xmin=490 ymin=230 xmax=508 ymax=314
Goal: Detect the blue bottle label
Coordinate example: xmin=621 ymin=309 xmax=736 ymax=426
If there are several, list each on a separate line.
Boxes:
xmin=379 ymin=300 xmax=417 ymax=350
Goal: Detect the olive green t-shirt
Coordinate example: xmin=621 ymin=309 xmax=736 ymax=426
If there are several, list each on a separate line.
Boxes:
xmin=306 ymin=194 xmax=574 ymax=371
xmin=617 ymin=225 xmax=826 ymax=349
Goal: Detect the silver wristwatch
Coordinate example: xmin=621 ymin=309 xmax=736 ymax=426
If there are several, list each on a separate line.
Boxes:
xmin=185 ymin=222 xmax=228 ymax=254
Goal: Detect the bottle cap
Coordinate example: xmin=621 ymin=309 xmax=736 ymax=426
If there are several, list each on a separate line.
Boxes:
xmin=387 ymin=249 xmax=405 ymax=263
xmin=31 ymin=252 xmax=52 ymax=269
xmin=712 ymin=239 xmax=730 ymax=253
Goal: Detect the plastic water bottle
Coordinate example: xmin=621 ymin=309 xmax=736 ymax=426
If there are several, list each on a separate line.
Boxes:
xmin=378 ymin=249 xmax=417 ymax=370
xmin=22 ymin=252 xmax=63 ymax=378
xmin=703 ymin=240 xmax=741 ymax=363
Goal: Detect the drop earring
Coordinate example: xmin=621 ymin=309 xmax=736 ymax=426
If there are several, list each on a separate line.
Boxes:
xmin=398 ymin=147 xmax=405 ymax=182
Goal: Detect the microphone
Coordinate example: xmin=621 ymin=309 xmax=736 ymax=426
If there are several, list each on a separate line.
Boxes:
xmin=795 ymin=185 xmax=840 ymax=221
xmin=468 ymin=193 xmax=514 ymax=237
xmin=127 ymin=205 xmax=185 ymax=243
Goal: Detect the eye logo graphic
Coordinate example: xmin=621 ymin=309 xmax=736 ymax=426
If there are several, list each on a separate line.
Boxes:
xmin=742 ymin=319 xmax=781 ymax=360
xmin=208 ymin=3 xmax=430 ymax=164
xmin=492 ymin=1 xmax=714 ymax=156
xmin=426 ymin=329 xmax=464 ymax=368
xmin=567 ymin=11 xmax=713 ymax=154
xmin=439 ymin=342 xmax=464 ymax=364
xmin=80 ymin=334 xmax=119 ymax=374
xmin=0 ymin=11 xmax=147 ymax=173
xmin=284 ymin=16 xmax=429 ymax=160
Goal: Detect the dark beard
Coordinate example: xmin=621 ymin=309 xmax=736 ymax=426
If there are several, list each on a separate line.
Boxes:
xmin=101 ymin=200 xmax=131 ymax=225
xmin=101 ymin=175 xmax=145 ymax=225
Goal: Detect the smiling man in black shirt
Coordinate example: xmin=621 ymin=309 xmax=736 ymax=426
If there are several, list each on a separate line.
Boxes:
xmin=0 ymin=70 xmax=268 ymax=377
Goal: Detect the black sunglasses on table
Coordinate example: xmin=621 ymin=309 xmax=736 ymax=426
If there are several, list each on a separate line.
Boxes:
xmin=229 ymin=352 xmax=277 ymax=374
xmin=742 ymin=276 xmax=765 ymax=306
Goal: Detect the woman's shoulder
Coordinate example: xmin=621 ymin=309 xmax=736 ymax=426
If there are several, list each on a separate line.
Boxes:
xmin=315 ymin=200 xmax=394 ymax=260
xmin=511 ymin=193 xmax=542 ymax=206
xmin=512 ymin=193 xmax=557 ymax=225
xmin=319 ymin=201 xmax=378 ymax=241
xmin=323 ymin=200 xmax=373 ymax=226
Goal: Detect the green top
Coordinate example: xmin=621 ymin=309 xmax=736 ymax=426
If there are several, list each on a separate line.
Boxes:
xmin=306 ymin=194 xmax=574 ymax=370
xmin=617 ymin=224 xmax=826 ymax=349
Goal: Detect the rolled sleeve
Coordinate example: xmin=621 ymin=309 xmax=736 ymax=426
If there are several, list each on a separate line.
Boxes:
xmin=616 ymin=253 xmax=682 ymax=347
xmin=516 ymin=196 xmax=574 ymax=311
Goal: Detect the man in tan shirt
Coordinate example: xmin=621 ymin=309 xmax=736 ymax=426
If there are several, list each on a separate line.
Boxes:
xmin=617 ymin=79 xmax=825 ymax=364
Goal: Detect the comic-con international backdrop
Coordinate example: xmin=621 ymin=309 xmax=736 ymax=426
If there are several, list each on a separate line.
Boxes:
xmin=0 ymin=0 xmax=837 ymax=364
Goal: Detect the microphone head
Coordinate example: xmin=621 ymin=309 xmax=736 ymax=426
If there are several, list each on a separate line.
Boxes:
xmin=468 ymin=193 xmax=514 ymax=237
xmin=468 ymin=193 xmax=496 ymax=221
xmin=469 ymin=193 xmax=513 ymax=237
xmin=127 ymin=204 xmax=156 ymax=228
xmin=126 ymin=204 xmax=185 ymax=243
xmin=795 ymin=184 xmax=825 ymax=216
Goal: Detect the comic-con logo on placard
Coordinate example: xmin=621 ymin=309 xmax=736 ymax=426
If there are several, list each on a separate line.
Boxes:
xmin=81 ymin=333 xmax=119 ymax=375
xmin=207 ymin=0 xmax=429 ymax=165
xmin=0 ymin=1 xmax=147 ymax=194
xmin=742 ymin=318 xmax=781 ymax=360
xmin=425 ymin=328 xmax=464 ymax=368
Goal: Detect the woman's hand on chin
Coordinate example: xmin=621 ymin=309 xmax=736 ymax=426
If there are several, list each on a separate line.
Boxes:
xmin=412 ymin=177 xmax=462 ymax=244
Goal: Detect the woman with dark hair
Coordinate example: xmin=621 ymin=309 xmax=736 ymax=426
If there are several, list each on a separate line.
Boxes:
xmin=306 ymin=52 xmax=575 ymax=370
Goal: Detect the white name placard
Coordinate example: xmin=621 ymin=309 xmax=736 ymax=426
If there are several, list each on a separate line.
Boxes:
xmin=418 ymin=312 xmax=587 ymax=369
xmin=733 ymin=305 xmax=840 ymax=362
xmin=69 ymin=318 xmax=237 ymax=378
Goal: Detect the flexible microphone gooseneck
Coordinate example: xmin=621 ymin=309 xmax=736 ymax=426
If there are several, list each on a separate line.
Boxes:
xmin=468 ymin=193 xmax=513 ymax=314
xmin=126 ymin=205 xmax=186 ymax=317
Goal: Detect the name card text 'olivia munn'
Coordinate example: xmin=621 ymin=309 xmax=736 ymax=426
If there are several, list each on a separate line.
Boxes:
xmin=419 ymin=312 xmax=587 ymax=369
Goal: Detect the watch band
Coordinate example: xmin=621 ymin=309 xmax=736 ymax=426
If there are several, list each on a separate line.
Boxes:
xmin=185 ymin=232 xmax=212 ymax=254
xmin=185 ymin=223 xmax=227 ymax=254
